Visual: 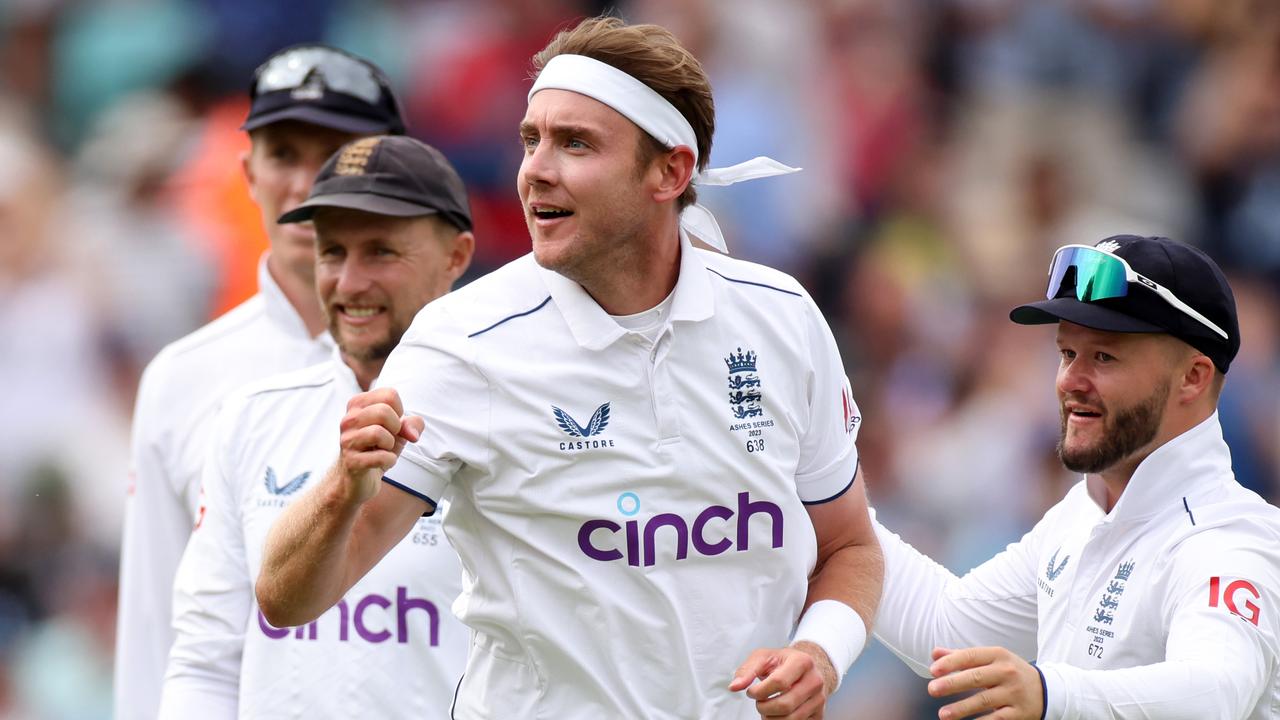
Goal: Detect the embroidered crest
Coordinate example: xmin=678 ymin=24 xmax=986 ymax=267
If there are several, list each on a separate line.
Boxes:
xmin=1094 ymin=239 xmax=1122 ymax=254
xmin=725 ymin=348 xmax=763 ymax=420
xmin=1092 ymin=559 xmax=1136 ymax=625
xmin=334 ymin=136 xmax=381 ymax=176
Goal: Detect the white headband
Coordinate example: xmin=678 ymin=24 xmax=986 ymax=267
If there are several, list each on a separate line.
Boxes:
xmin=528 ymin=53 xmax=800 ymax=253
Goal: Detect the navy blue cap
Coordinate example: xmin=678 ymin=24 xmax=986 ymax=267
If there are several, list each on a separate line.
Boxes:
xmin=1011 ymin=235 xmax=1240 ymax=373
xmin=243 ymin=44 xmax=405 ymax=135
xmin=278 ymin=135 xmax=472 ymax=232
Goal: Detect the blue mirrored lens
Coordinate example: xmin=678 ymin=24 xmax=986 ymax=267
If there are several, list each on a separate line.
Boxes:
xmin=1046 ymin=247 xmax=1130 ymax=302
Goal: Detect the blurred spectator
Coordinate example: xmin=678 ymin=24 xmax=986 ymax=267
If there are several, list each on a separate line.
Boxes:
xmin=402 ymin=0 xmax=593 ymax=276
xmin=69 ymin=90 xmax=216 ymax=393
xmin=0 ymin=105 xmax=129 ymax=550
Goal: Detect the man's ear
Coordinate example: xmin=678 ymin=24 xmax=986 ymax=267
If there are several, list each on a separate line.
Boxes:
xmin=241 ymin=149 xmax=256 ymax=199
xmin=651 ymin=145 xmax=696 ymax=204
xmin=1177 ymin=353 xmax=1216 ymax=405
xmin=446 ymin=230 xmax=475 ymax=282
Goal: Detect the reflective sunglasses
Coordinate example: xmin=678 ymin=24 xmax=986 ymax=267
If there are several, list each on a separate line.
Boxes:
xmin=1046 ymin=244 xmax=1228 ymax=340
xmin=253 ymin=47 xmax=387 ymax=106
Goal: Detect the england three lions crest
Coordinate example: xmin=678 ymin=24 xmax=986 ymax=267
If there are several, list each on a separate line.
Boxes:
xmin=725 ymin=347 xmax=764 ymax=420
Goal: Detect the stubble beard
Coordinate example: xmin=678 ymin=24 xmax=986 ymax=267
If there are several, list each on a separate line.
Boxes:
xmin=1057 ymin=381 xmax=1169 ymax=474
xmin=329 ymin=316 xmax=399 ymax=365
xmin=535 ymin=213 xmax=647 ymax=291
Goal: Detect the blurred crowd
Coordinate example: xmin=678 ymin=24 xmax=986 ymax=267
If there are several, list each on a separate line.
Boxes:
xmin=0 ymin=0 xmax=1277 ymax=717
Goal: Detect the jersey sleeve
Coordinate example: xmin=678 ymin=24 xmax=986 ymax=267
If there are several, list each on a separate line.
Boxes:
xmin=1038 ymin=519 xmax=1280 ymax=720
xmin=872 ymin=512 xmax=1041 ymax=677
xmin=158 ymin=396 xmax=251 ymax=719
xmin=375 ymin=311 xmax=488 ymax=507
xmin=115 ymin=360 xmax=198 ymax=720
xmin=793 ymin=293 xmax=861 ymax=504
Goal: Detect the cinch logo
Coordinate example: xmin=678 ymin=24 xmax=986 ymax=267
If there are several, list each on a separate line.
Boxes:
xmin=258 ymin=586 xmax=440 ymax=645
xmin=577 ymin=491 xmax=783 ymax=567
xmin=1209 ymin=576 xmax=1262 ymax=626
xmin=265 ymin=467 xmax=310 ymax=496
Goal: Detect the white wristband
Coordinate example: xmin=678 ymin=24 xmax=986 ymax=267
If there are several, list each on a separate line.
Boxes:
xmin=791 ymin=599 xmax=868 ymax=691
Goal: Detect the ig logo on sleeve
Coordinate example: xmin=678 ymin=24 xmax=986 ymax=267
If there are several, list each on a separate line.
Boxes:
xmin=1209 ymin=576 xmax=1262 ymax=626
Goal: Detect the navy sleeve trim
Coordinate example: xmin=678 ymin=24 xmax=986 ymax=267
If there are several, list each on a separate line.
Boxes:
xmin=1182 ymin=496 xmax=1196 ymax=526
xmin=1032 ymin=663 xmax=1048 ymax=720
xmin=380 ymin=475 xmax=438 ymax=516
xmin=707 ymin=268 xmax=802 ymax=297
xmin=468 ymin=296 xmax=553 ymax=338
xmin=449 ymin=672 xmax=465 ymax=719
xmin=800 ymin=460 xmax=859 ymax=506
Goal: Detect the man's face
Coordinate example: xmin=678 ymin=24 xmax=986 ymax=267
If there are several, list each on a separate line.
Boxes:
xmin=314 ymin=209 xmax=471 ymax=362
xmin=517 ymin=89 xmax=657 ymax=284
xmin=1054 ymin=322 xmax=1175 ymax=474
xmin=244 ymin=122 xmax=359 ymax=272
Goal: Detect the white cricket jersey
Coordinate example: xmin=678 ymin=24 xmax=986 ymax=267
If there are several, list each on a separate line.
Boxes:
xmin=162 ymin=350 xmax=468 ymax=719
xmin=376 ymin=234 xmax=863 ymax=719
xmin=873 ymin=413 xmax=1280 ymax=719
xmin=115 ymin=257 xmax=333 ymax=720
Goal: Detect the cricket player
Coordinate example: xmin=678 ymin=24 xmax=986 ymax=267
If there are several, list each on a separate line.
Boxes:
xmin=257 ymin=16 xmax=883 ymax=720
xmin=874 ymin=235 xmax=1280 ymax=719
xmin=114 ymin=45 xmax=406 ymax=719
xmin=160 ymin=136 xmax=474 ymax=718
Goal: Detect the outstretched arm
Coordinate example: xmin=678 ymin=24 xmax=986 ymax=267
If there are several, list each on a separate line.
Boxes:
xmin=872 ymin=516 xmax=1042 ymax=677
xmin=255 ymin=388 xmax=428 ymax=626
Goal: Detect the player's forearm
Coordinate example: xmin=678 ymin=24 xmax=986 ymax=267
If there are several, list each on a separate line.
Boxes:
xmin=804 ymin=536 xmax=883 ymax=630
xmin=256 ymin=463 xmax=365 ymax=626
xmin=1038 ymin=659 xmax=1262 ymax=720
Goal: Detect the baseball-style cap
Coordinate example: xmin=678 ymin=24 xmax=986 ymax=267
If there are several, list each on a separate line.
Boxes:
xmin=278 ymin=135 xmax=472 ymax=231
xmin=1010 ymin=235 xmax=1240 ymax=373
xmin=243 ymin=44 xmax=406 ymax=135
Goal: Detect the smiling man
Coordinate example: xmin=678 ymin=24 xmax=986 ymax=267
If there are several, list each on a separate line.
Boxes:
xmin=256 ymin=16 xmax=882 ymax=720
xmin=161 ymin=136 xmax=473 ymax=718
xmin=114 ymin=45 xmax=405 ymax=720
xmin=872 ymin=235 xmax=1280 ymax=719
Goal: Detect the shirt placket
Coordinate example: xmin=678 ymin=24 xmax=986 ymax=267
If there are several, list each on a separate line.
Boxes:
xmin=649 ymin=328 xmax=680 ymax=444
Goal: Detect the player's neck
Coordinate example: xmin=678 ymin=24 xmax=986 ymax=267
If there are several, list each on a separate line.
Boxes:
xmin=343 ymin=355 xmax=382 ymax=391
xmin=580 ymin=219 xmax=681 ymax=316
xmin=267 ymin=254 xmax=326 ymax=337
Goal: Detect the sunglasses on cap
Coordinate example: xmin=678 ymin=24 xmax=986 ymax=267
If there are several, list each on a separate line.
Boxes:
xmin=253 ymin=46 xmax=388 ymax=106
xmin=1046 ymin=244 xmax=1228 ymax=340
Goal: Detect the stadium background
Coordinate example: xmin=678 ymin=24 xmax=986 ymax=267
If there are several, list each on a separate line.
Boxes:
xmin=0 ymin=0 xmax=1277 ymax=716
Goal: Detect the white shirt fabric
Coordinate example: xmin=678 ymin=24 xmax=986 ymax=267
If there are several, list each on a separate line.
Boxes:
xmin=376 ymin=234 xmax=862 ymax=719
xmin=160 ymin=350 xmax=468 ymax=719
xmin=115 ymin=257 xmax=333 ymax=720
xmin=873 ymin=413 xmax=1280 ymax=719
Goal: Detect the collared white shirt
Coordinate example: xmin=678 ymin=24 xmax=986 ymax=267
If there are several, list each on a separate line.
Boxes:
xmin=376 ymin=235 xmax=862 ymax=719
xmin=161 ymin=350 xmax=467 ymax=719
xmin=874 ymin=413 xmax=1280 ymax=719
xmin=116 ymin=257 xmax=333 ymax=720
